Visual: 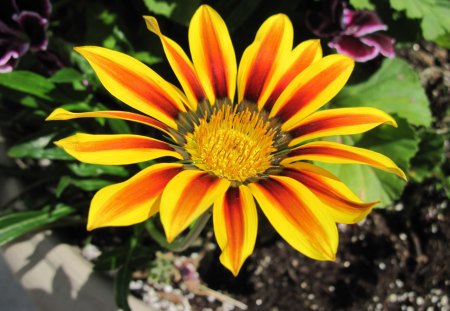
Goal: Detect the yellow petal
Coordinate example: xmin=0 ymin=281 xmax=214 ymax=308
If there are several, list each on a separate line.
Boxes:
xmin=75 ymin=46 xmax=186 ymax=128
xmin=144 ymin=15 xmax=206 ymax=110
xmin=289 ymin=107 xmax=397 ymax=146
xmin=270 ymin=54 xmax=354 ymax=130
xmin=55 ymin=133 xmax=182 ymax=165
xmin=283 ymin=141 xmax=407 ymax=180
xmin=189 ymin=5 xmax=236 ymax=103
xmin=160 ymin=169 xmax=230 ymax=242
xmin=237 ymin=14 xmax=293 ymax=104
xmin=46 ymin=108 xmax=171 ymax=137
xmin=87 ymin=163 xmax=182 ymax=230
xmin=213 ymin=186 xmax=257 ymax=276
xmin=258 ymin=39 xmax=322 ymax=111
xmin=284 ymin=162 xmax=378 ymax=224
xmin=248 ymin=176 xmax=338 ymax=261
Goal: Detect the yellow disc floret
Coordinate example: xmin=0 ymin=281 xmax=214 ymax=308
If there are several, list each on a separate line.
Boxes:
xmin=184 ymin=103 xmax=276 ymax=183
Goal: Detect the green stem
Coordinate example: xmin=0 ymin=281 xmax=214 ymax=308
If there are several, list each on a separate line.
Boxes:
xmin=145 ymin=212 xmax=211 ymax=252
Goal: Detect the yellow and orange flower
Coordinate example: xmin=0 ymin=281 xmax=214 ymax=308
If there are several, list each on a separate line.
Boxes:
xmin=47 ymin=5 xmax=405 ymax=275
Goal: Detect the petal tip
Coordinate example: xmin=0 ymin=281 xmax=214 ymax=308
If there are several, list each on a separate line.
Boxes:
xmin=143 ymin=15 xmax=161 ymax=35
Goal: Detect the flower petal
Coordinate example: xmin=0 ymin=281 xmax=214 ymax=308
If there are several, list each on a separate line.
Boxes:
xmin=46 ymin=108 xmax=171 ymax=136
xmin=270 ymin=55 xmax=354 ymax=130
xmin=289 ymin=107 xmax=397 ymax=146
xmin=213 ymin=186 xmax=257 ymax=276
xmin=75 ymin=46 xmax=186 ymax=128
xmin=259 ymin=39 xmax=322 ymax=111
xmin=87 ymin=163 xmax=183 ymax=230
xmin=328 ymin=35 xmax=378 ymax=62
xmin=237 ymin=14 xmax=293 ymax=104
xmin=342 ymin=9 xmax=387 ymax=37
xmin=248 ymin=176 xmax=338 ymax=260
xmin=283 ymin=141 xmax=406 ymax=180
xmin=144 ymin=16 xmax=206 ymax=110
xmin=160 ymin=170 xmax=230 ymax=242
xmin=55 ymin=133 xmax=182 ymax=165
xmin=189 ymin=5 xmax=236 ymax=103
xmin=284 ymin=162 xmax=378 ymax=224
xmin=360 ymin=33 xmax=395 ymax=58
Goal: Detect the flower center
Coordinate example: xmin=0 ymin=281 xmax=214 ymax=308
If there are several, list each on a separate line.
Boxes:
xmin=184 ymin=102 xmax=277 ymax=183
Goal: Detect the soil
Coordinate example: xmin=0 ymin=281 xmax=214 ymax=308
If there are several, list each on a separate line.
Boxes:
xmin=128 ymin=42 xmax=449 ymax=311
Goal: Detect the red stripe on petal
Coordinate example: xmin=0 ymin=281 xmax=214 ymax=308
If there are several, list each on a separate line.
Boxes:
xmin=277 ymin=62 xmax=347 ymax=122
xmin=92 ymin=54 xmax=181 ymax=118
xmin=263 ymin=40 xmax=321 ymax=111
xmin=289 ymin=145 xmax=380 ymax=167
xmin=291 ymin=114 xmax=384 ymax=140
xmin=256 ymin=178 xmax=334 ymax=257
xmin=88 ymin=163 xmax=182 ymax=230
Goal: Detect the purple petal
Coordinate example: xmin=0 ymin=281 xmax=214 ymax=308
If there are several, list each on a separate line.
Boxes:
xmin=0 ymin=39 xmax=29 ymax=72
xmin=13 ymin=11 xmax=48 ymax=51
xmin=13 ymin=0 xmax=52 ymax=18
xmin=360 ymin=33 xmax=395 ymax=58
xmin=342 ymin=9 xmax=387 ymax=37
xmin=329 ymin=35 xmax=379 ymax=62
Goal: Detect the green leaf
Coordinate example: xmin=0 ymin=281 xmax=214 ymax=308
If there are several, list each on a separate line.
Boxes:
xmin=389 ymin=0 xmax=434 ymax=18
xmin=143 ymin=0 xmax=200 ymax=25
xmin=349 ymin=0 xmax=374 ymax=9
xmin=421 ymin=2 xmax=450 ymax=40
xmin=7 ymin=134 xmax=74 ymax=160
xmin=68 ymin=163 xmax=129 ymax=177
xmin=0 ymin=204 xmax=75 ymax=246
xmin=49 ymin=68 xmax=84 ymax=83
xmin=409 ymin=129 xmax=445 ymax=182
xmin=316 ymin=118 xmax=419 ymax=206
xmin=334 ymin=58 xmax=431 ymax=127
xmin=389 ymin=0 xmax=450 ymax=40
xmin=56 ymin=176 xmax=112 ymax=197
xmin=0 ymin=71 xmax=55 ymax=100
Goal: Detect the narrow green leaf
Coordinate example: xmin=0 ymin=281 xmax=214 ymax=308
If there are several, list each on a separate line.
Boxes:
xmin=7 ymin=134 xmax=73 ymax=160
xmin=49 ymin=68 xmax=84 ymax=83
xmin=68 ymin=163 xmax=129 ymax=177
xmin=0 ymin=71 xmax=55 ymax=100
xmin=115 ymin=235 xmax=138 ymax=311
xmin=0 ymin=204 xmax=75 ymax=245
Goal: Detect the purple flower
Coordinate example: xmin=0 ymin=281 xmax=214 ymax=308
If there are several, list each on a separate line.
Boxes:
xmin=306 ymin=1 xmax=395 ymax=62
xmin=0 ymin=0 xmax=51 ymax=73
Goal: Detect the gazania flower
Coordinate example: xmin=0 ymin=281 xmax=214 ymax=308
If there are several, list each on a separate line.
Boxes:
xmin=47 ymin=5 xmax=405 ymax=275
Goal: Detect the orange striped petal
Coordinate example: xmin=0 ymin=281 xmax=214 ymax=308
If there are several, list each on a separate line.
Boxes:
xmin=160 ymin=169 xmax=230 ymax=242
xmin=87 ymin=163 xmax=182 ymax=230
xmin=213 ymin=186 xmax=257 ymax=276
xmin=259 ymin=39 xmax=322 ymax=111
xmin=237 ymin=14 xmax=293 ymax=104
xmin=46 ymin=108 xmax=171 ymax=136
xmin=144 ymin=16 xmax=206 ymax=110
xmin=283 ymin=141 xmax=406 ymax=180
xmin=55 ymin=133 xmax=182 ymax=165
xmin=289 ymin=107 xmax=397 ymax=146
xmin=284 ymin=162 xmax=378 ymax=224
xmin=248 ymin=176 xmax=338 ymax=261
xmin=189 ymin=5 xmax=236 ymax=103
xmin=75 ymin=46 xmax=186 ymax=128
xmin=270 ymin=55 xmax=354 ymax=131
